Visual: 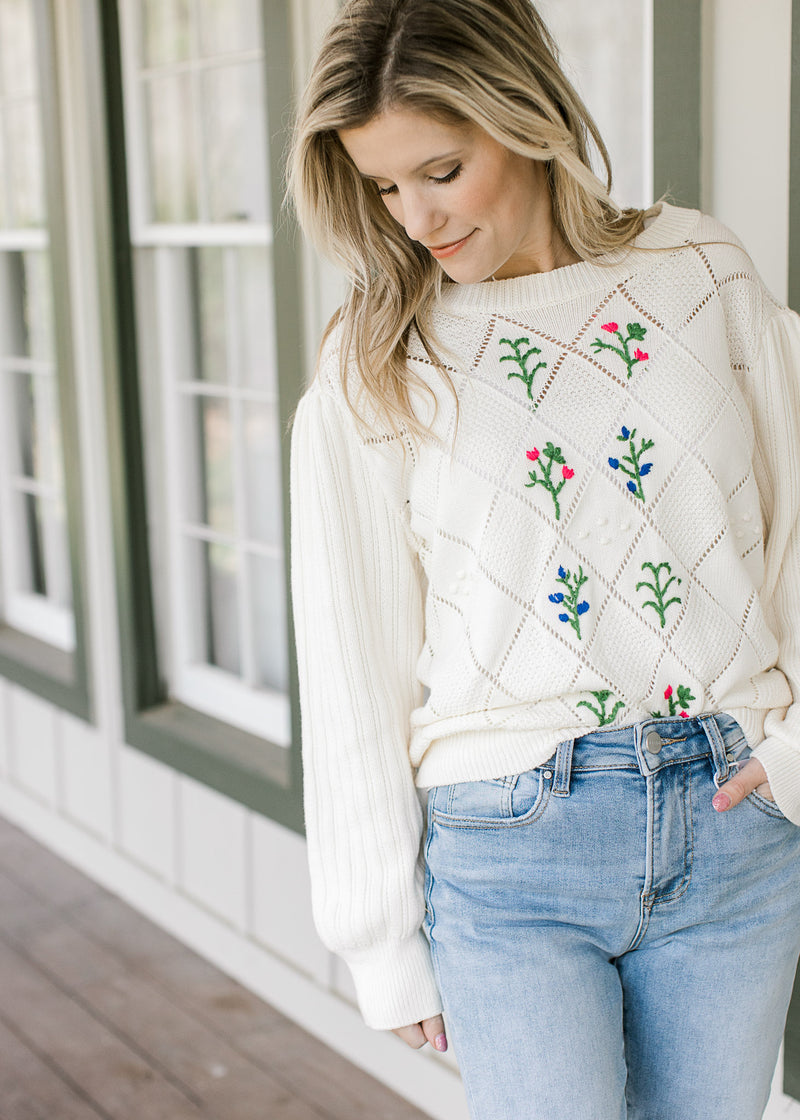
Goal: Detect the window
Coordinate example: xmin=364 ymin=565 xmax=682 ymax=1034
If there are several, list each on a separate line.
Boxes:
xmin=89 ymin=0 xmax=304 ymax=827
xmin=0 ymin=0 xmax=73 ymax=651
xmin=119 ymin=0 xmax=290 ymax=746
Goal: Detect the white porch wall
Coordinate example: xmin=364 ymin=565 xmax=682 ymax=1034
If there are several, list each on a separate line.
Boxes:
xmin=0 ymin=2 xmax=798 ymax=1118
xmin=702 ymin=0 xmax=793 ymax=305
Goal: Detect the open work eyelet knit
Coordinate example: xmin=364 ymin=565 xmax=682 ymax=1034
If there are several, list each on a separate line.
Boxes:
xmin=290 ymin=203 xmax=800 ymax=1030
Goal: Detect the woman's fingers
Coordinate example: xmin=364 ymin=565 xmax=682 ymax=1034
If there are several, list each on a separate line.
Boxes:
xmin=422 ymin=1013 xmax=448 ymax=1051
xmin=391 ymin=1022 xmax=426 ymax=1048
xmin=391 ymin=1014 xmax=447 ymax=1052
xmin=712 ymin=757 xmax=772 ymax=811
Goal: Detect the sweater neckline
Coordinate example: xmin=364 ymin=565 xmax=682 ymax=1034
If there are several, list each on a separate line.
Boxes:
xmin=437 ymin=202 xmax=702 ymax=315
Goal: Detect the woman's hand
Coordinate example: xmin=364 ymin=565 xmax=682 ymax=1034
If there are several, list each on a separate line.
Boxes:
xmin=712 ymin=757 xmax=774 ymax=811
xmin=392 ymin=1014 xmax=448 ymax=1052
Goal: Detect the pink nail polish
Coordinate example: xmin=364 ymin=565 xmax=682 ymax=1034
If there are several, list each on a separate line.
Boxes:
xmin=434 ymin=1033 xmax=448 ymax=1052
xmin=712 ymin=792 xmax=731 ymax=812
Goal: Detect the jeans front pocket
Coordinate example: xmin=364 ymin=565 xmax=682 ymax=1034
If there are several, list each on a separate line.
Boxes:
xmin=429 ymin=767 xmax=551 ymax=829
xmin=745 ymin=788 xmax=789 ymax=820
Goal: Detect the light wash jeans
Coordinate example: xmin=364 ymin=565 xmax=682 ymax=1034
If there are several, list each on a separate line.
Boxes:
xmin=423 ymin=713 xmax=800 ymax=1120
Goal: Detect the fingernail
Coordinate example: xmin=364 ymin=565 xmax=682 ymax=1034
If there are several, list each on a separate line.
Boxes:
xmin=434 ymin=1033 xmax=447 ymax=1052
xmin=712 ymin=792 xmax=731 ymax=812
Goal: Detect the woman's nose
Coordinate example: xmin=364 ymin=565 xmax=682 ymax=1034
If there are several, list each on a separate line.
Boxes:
xmin=398 ymin=192 xmax=444 ymax=243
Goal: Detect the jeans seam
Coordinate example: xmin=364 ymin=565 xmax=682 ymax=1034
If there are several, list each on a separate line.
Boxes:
xmin=646 ymin=762 xmax=695 ymax=908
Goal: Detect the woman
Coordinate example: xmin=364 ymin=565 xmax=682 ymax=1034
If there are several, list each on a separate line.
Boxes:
xmin=288 ymin=1 xmax=800 ymax=1116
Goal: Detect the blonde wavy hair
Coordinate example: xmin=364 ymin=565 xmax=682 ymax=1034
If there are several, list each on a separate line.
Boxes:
xmin=288 ymin=0 xmax=652 ymax=438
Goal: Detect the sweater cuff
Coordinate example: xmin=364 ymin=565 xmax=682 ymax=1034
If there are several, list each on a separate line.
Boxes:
xmin=342 ymin=931 xmax=443 ymax=1030
xmin=751 ymin=736 xmax=800 ymax=825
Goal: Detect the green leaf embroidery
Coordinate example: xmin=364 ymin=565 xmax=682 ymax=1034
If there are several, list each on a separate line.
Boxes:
xmin=500 ymin=336 xmax=547 ymax=399
xmin=577 ymin=690 xmax=625 ymax=726
xmin=636 ymin=561 xmax=682 ymax=628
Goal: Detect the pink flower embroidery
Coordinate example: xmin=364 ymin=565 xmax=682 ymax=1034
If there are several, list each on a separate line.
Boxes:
xmin=664 ymin=685 xmax=673 ymax=699
xmin=602 ymin=322 xmax=618 ymax=333
xmin=679 ymin=711 xmax=689 ymax=718
xmin=634 ymin=348 xmax=648 ymax=362
xmin=526 ymin=448 xmax=540 ymax=461
xmin=562 ymin=466 xmax=574 ymax=479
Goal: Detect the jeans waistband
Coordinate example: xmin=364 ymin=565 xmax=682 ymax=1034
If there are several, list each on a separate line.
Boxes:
xmin=549 ymin=712 xmax=748 ymax=798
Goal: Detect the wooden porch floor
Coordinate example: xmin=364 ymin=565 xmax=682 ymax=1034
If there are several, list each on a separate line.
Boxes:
xmin=0 ymin=812 xmax=431 ymax=1120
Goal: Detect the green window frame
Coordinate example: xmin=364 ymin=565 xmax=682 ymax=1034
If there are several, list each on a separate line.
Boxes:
xmin=653 ymin=0 xmax=701 ymax=208
xmin=0 ymin=0 xmax=91 ymax=720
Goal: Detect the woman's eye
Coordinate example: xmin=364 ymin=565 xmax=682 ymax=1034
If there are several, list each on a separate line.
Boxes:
xmin=431 ymin=163 xmax=462 ymax=185
xmin=376 ymin=184 xmax=398 ymax=196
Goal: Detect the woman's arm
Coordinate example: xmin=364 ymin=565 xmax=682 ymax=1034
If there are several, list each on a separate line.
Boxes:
xmin=741 ymin=307 xmax=800 ymax=822
xmin=290 ymin=379 xmax=443 ymax=1031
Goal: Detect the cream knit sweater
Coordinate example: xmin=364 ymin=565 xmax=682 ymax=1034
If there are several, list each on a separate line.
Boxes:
xmin=290 ymin=203 xmax=800 ymax=1030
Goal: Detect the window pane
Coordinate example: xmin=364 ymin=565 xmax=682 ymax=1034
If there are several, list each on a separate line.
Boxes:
xmin=7 ymin=100 xmax=45 ymax=227
xmin=0 ymin=251 xmax=53 ymax=359
xmin=13 ymin=371 xmax=37 ymax=477
xmin=243 ymin=401 xmax=282 ymax=546
xmin=23 ymin=249 xmax=54 ymax=361
xmin=0 ymin=116 xmax=8 ymax=228
xmin=201 ymin=62 xmax=268 ymax=223
xmin=200 ymin=539 xmax=240 ymax=674
xmin=250 ymin=553 xmax=288 ymax=692
xmin=18 ymin=492 xmax=46 ymax=595
xmin=193 ymin=395 xmax=235 ymax=534
xmin=239 ymin=247 xmax=276 ymax=393
xmin=47 ymin=493 xmax=71 ymax=609
xmin=141 ymin=0 xmax=191 ymax=68
xmin=0 ymin=0 xmax=37 ymax=97
xmin=190 ymin=246 xmax=228 ymax=383
xmin=197 ymin=0 xmax=261 ymax=57
xmin=144 ymin=73 xmax=198 ymax=222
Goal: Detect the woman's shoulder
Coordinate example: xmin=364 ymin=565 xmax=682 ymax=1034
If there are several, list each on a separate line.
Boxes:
xmin=662 ymin=204 xmax=779 ymax=301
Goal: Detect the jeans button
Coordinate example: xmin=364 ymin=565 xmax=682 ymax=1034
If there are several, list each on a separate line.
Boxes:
xmin=646 ymin=730 xmax=663 ymax=754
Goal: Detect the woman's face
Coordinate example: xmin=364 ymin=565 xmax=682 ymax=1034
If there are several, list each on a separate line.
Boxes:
xmin=338 ymin=107 xmax=572 ymax=283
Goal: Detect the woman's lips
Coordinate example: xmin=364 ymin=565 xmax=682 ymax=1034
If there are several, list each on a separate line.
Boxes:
xmin=427 ymin=230 xmax=475 ymax=259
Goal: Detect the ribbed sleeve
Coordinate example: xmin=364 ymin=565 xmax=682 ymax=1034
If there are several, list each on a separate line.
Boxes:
xmin=289 ymin=381 xmax=442 ymax=1030
xmin=749 ymin=308 xmax=800 ymax=823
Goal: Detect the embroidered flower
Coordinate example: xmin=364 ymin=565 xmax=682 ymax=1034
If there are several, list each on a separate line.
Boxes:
xmin=591 ymin=322 xmax=649 ymax=378
xmin=609 ymin=426 xmax=655 ymax=502
xmin=551 ymin=565 xmax=590 ymax=639
xmin=524 ymin=442 xmax=575 ymax=520
xmin=652 ymin=683 xmax=695 ymax=719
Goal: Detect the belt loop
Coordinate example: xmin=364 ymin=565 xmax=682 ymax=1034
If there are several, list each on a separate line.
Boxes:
xmin=551 ymin=737 xmax=574 ymax=798
xmin=699 ymin=714 xmax=730 ymax=788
